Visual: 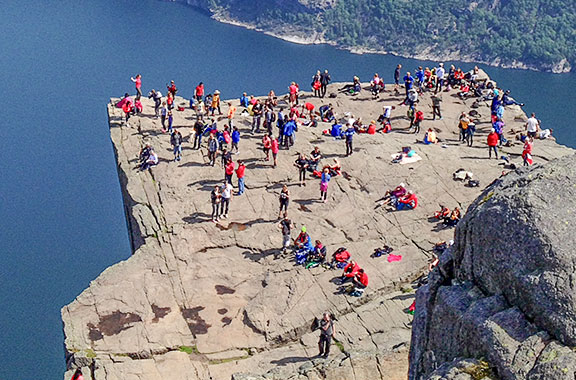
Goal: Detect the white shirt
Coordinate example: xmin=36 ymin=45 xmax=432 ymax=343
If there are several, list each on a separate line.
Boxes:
xmin=526 ymin=117 xmax=539 ymax=132
xmin=539 ymin=129 xmax=551 ymax=139
xmin=383 ymin=106 xmax=392 ymax=118
xmin=221 ymin=183 xmax=233 ymax=199
xmin=436 ymin=67 xmax=445 ymax=79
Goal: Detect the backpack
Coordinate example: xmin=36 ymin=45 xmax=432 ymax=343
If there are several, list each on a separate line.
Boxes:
xmin=333 ymin=247 xmax=350 ymax=262
xmin=415 ymin=111 xmax=424 ymax=122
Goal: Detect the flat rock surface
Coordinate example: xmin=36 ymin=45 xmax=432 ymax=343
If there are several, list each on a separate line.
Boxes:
xmin=62 ymin=76 xmax=573 ymax=379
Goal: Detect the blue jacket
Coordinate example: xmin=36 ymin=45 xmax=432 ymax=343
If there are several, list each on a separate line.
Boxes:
xmin=232 ymin=130 xmax=240 ymax=143
xmin=331 ymin=124 xmax=342 ymax=137
xmin=240 ymin=95 xmax=249 ymax=108
xmin=344 ymin=127 xmax=355 ymax=141
xmin=283 ymin=120 xmax=296 ymax=136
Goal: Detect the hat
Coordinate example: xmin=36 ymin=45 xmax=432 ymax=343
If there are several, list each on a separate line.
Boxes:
xmin=301 ymin=226 xmax=306 ymax=233
xmin=214 ymin=90 xmax=220 ymax=94
xmin=399 ymin=183 xmax=405 ymax=187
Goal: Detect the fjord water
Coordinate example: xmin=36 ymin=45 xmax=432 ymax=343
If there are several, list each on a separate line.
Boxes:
xmin=0 ymin=0 xmax=574 ymax=378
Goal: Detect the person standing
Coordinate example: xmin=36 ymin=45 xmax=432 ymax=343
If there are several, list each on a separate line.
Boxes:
xmin=262 ymin=134 xmax=272 ymax=161
xmin=320 ymin=168 xmax=331 ymax=203
xmin=211 ymin=185 xmax=221 ymax=222
xmin=320 ymin=69 xmax=331 ymax=98
xmin=251 ymin=99 xmax=263 ymax=133
xmin=403 ymin=71 xmax=414 ymax=97
xmin=148 ymin=89 xmax=162 ymax=117
xmin=227 ymin=101 xmax=237 ymax=128
xmin=167 ymin=80 xmax=177 ymax=97
xmin=295 ymin=153 xmax=309 ymax=186
xmin=224 ymin=159 xmax=235 ymax=184
xmin=312 ymin=70 xmax=322 ymax=98
xmin=431 ymin=93 xmax=442 ymax=120
xmin=131 ymin=74 xmax=142 ymax=97
xmin=211 ymin=90 xmax=222 ymax=116
xmin=393 ymin=64 xmax=402 ymax=95
xmin=278 ymin=216 xmax=293 ymax=254
xmin=207 ymin=134 xmax=218 ymax=166
xmin=193 ymin=117 xmax=205 ymax=149
xmin=271 ymin=135 xmax=280 ymax=168
xmin=170 ymin=129 xmax=183 ymax=162
xmin=231 ymin=126 xmax=240 ymax=154
xmin=525 ymin=113 xmax=540 ymax=138
xmin=343 ymin=124 xmax=355 ymax=156
xmin=278 ymin=185 xmax=290 ymax=218
xmin=195 ymin=82 xmax=204 ymax=102
xmin=435 ymin=63 xmax=445 ymax=93
xmin=487 ymin=129 xmax=499 ymax=159
xmin=236 ymin=160 xmax=246 ymax=195
xmin=318 ymin=312 xmax=335 ymax=359
xmin=220 ymin=181 xmax=233 ymax=219
xmin=160 ymin=102 xmax=168 ymax=131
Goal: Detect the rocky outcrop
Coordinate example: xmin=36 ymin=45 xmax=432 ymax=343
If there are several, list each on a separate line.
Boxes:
xmin=409 ymin=153 xmax=576 ymax=380
xmin=63 ymin=75 xmax=573 ymax=379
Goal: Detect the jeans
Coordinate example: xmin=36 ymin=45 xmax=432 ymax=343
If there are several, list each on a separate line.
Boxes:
xmin=225 ymin=174 xmax=232 ymax=184
xmin=220 ymin=198 xmax=230 ymax=215
xmin=211 ymin=203 xmax=219 ymax=219
xmin=238 ymin=177 xmax=245 ymax=195
xmin=252 ymin=116 xmax=261 ymax=133
xmin=489 ymin=146 xmax=498 ymax=158
xmin=432 ymin=105 xmax=442 ymax=119
xmin=318 ymin=334 xmax=332 ymax=356
xmin=193 ymin=134 xmax=202 ymax=149
xmin=346 ymin=140 xmax=353 ymax=156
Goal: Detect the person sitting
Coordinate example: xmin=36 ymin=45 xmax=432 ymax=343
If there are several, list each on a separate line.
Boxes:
xmin=370 ymin=73 xmax=384 ymax=96
xmin=392 ymin=146 xmax=416 ymax=163
xmin=423 ymin=128 xmax=438 ymax=144
xmin=378 ymin=183 xmax=407 ymax=207
xmin=443 ymin=207 xmax=461 ymax=226
xmin=434 ymin=205 xmax=451 ymax=219
xmin=539 ymin=128 xmax=553 ymax=139
xmin=396 ymin=191 xmax=418 ymax=210
xmin=306 ymin=240 xmax=327 ymax=268
xmin=331 ymin=247 xmax=351 ymax=269
xmin=140 ymin=148 xmax=158 ymax=171
xmin=350 ymin=269 xmax=369 ymax=297
xmin=294 ymin=226 xmax=313 ymax=251
xmin=502 ymin=90 xmax=524 ymax=107
xmin=330 ymin=121 xmax=343 ymax=139
xmin=340 ymin=260 xmax=360 ymax=284
xmin=339 ymin=76 xmax=361 ymax=95
xmin=326 ymin=158 xmax=341 ymax=176
xmin=380 ymin=119 xmax=392 ymax=133
xmin=310 ymin=146 xmax=322 ymax=170
xmin=138 ymin=142 xmax=153 ymax=166
xmin=458 ymin=82 xmax=471 ymax=99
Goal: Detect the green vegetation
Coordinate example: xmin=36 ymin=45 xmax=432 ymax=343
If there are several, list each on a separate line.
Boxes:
xmin=178 ymin=345 xmax=199 ymax=355
xmin=208 ymin=0 xmax=575 ymax=71
xmin=461 ymin=359 xmax=496 ymax=380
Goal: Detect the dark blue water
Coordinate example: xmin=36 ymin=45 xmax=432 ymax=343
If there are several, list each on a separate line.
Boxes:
xmin=0 ymin=0 xmax=574 ymax=379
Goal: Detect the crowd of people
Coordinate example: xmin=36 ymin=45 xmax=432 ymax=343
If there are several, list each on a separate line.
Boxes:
xmin=113 ymin=65 xmax=550 ymax=359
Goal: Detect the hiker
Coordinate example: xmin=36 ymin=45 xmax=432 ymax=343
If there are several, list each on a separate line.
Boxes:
xmin=170 ymin=129 xmax=183 ymax=162
xmin=140 ymin=148 xmax=158 ymax=171
xmin=240 ymin=92 xmax=249 ymax=108
xmin=295 ymin=226 xmax=313 ymax=252
xmin=522 ymin=137 xmax=534 ymax=166
xmin=310 ymin=146 xmax=322 ymax=170
xmin=370 ymin=73 xmax=384 ymax=96
xmin=278 ymin=184 xmax=290 ymax=218
xmin=251 ymin=99 xmax=263 ymax=133
xmin=539 ymin=128 xmax=553 ymax=139
xmin=378 ymin=183 xmax=407 ymax=207
xmin=236 ymin=160 xmax=246 ymax=195
xmin=493 ymin=118 xmax=505 ymax=146
xmin=431 ymin=93 xmax=442 ymax=120
xmin=193 ymin=118 xmax=204 ymax=149
xmin=231 ymin=126 xmax=240 ymax=153
xmin=412 ymin=109 xmax=424 ymax=134
xmin=166 ymin=80 xmax=177 ymax=97
xmin=318 ymin=312 xmax=335 ymax=359
xmin=443 ymin=207 xmax=461 ymax=226
xmin=278 ymin=216 xmax=293 ymax=254
xmin=396 ymin=191 xmax=418 ymax=210
xmin=271 ymin=135 xmax=280 ymax=168
xmin=148 ymin=89 xmax=162 ymax=117
xmin=415 ymin=66 xmax=425 ymax=91
xmin=210 ymin=185 xmax=221 ymax=222
xmin=350 ymin=269 xmax=369 ymax=297
xmin=283 ymin=118 xmax=296 ymax=148
xmin=134 ymin=97 xmax=143 ymax=114
xmin=160 ymin=102 xmax=168 ymax=131
xmin=312 ymin=70 xmax=322 ymax=97
xmin=309 ymin=240 xmax=327 ymax=264
xmin=262 ymin=134 xmax=272 ymax=161
xmin=458 ymin=112 xmax=470 ymax=142
xmin=403 ymin=71 xmax=415 ymax=97
xmin=423 ymin=128 xmax=437 ymax=144
xmin=343 ymin=123 xmax=355 ymax=156
xmin=167 ymin=110 xmax=173 ymax=133
xmin=487 ymin=129 xmax=499 ymax=159
xmin=320 ymin=69 xmax=331 ymax=98
xmin=435 ymin=63 xmax=445 ymax=92
xmin=195 ymin=82 xmax=204 ymax=102
xmin=340 ymin=260 xmax=360 ymax=284
xmin=393 ymin=64 xmax=402 ymax=95
xmin=525 ymin=113 xmax=540 ymax=138
xmin=224 ymin=158 xmax=235 ymax=184
xmin=320 ymin=168 xmax=331 ymax=203
xmin=207 ymin=134 xmax=218 ymax=166
xmin=131 ymin=74 xmax=142 ymax=97
xmin=295 ymin=153 xmax=309 ymax=186
xmin=166 ymin=91 xmax=174 ymax=110
xmin=122 ymin=100 xmax=133 ymax=123
xmin=289 ymin=82 xmax=299 ymax=105
xmin=220 ymin=181 xmax=233 ymax=219
xmin=211 ymin=90 xmax=222 ymax=116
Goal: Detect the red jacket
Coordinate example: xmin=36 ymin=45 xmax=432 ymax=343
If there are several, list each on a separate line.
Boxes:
xmin=399 ymin=193 xmax=418 ymax=208
xmin=236 ymin=164 xmax=245 ymax=179
xmin=343 ymin=262 xmax=360 ymax=278
xmin=225 ymin=161 xmax=235 ymax=175
xmin=271 ymin=139 xmax=279 ymax=154
xmin=487 ymin=132 xmax=499 ymax=147
xmin=355 ymin=272 xmax=369 ymax=287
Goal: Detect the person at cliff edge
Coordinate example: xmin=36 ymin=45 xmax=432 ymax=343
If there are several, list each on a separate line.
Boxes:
xmin=318 ymin=312 xmax=335 ymax=359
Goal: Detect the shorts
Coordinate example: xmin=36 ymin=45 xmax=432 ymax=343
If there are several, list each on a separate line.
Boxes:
xmin=528 ymin=131 xmax=537 ymax=138
xmin=280 ymin=200 xmax=289 ymax=211
xmin=272 ymin=152 xmax=278 ymax=158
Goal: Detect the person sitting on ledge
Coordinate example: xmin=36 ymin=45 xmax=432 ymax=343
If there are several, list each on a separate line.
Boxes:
xmin=294 ymin=226 xmax=313 ymax=251
xmin=443 ymin=207 xmax=461 ymax=226
xmin=306 ymin=240 xmax=327 ymax=268
xmin=339 ymin=76 xmax=361 ymax=95
xmin=395 ymin=190 xmax=418 ymax=210
xmin=434 ymin=205 xmax=451 ymax=219
xmin=377 ymin=183 xmax=407 ymax=207
xmin=140 ymin=147 xmax=158 ymax=171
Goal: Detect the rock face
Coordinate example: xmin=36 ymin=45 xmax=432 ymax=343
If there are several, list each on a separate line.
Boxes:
xmin=62 ymin=75 xmax=573 ymax=380
xmin=409 ymin=153 xmax=576 ymax=380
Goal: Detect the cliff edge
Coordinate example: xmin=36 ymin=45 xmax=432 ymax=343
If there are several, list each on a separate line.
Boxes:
xmin=409 ymin=153 xmax=576 ymax=380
